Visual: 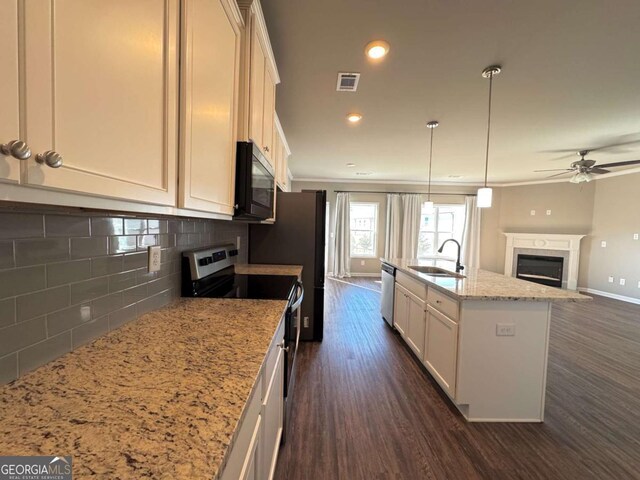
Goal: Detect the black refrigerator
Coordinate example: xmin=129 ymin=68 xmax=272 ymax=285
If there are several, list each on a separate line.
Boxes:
xmin=249 ymin=190 xmax=326 ymax=341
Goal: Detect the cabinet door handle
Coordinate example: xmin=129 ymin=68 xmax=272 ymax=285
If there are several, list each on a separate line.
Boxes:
xmin=0 ymin=140 xmax=32 ymax=160
xmin=264 ymin=146 xmax=269 ymax=152
xmin=277 ymin=341 xmax=289 ymax=352
xmin=35 ymin=150 xmax=63 ymax=168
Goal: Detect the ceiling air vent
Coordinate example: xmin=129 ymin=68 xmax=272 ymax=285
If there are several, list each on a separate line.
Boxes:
xmin=336 ymin=72 xmax=360 ymax=92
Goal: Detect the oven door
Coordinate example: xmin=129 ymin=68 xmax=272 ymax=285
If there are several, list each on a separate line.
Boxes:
xmin=282 ymin=280 xmax=303 ymax=444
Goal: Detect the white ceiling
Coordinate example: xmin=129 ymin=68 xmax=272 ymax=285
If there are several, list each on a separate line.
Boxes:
xmin=262 ymin=0 xmax=640 ymax=184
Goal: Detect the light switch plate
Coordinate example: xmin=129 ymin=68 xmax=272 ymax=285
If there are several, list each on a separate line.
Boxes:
xmin=148 ymin=245 xmax=161 ymax=272
xmin=546 ymin=210 xmax=551 ymax=216
xmin=601 ymin=241 xmax=607 ymax=248
xmin=608 ymin=276 xmax=614 ymax=283
xmin=634 ymin=233 xmax=639 ymax=240
xmin=530 ymin=210 xmax=536 ymax=216
xmin=619 ymin=278 xmax=626 ymax=286
xmin=496 ymin=324 xmax=516 ymax=336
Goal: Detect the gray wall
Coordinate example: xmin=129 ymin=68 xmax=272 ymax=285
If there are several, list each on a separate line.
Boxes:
xmin=0 ymin=207 xmax=247 ymax=384
xmin=583 ymin=173 xmax=640 ymax=298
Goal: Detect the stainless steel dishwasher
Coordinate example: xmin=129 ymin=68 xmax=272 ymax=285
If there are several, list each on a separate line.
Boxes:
xmin=381 ymin=263 xmax=396 ymax=327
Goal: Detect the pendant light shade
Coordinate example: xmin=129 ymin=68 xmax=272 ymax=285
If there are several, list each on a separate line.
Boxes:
xmin=477 ymin=187 xmax=493 ymax=208
xmin=425 ymin=120 xmax=439 ymax=213
xmin=477 ymin=65 xmax=501 ymax=208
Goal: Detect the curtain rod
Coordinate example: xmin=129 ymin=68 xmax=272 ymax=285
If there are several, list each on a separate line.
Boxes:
xmin=333 ymin=190 xmax=476 ymax=196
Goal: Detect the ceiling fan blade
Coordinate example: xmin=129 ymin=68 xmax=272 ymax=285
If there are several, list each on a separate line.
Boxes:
xmin=596 ymin=159 xmax=640 ymax=168
xmin=534 ymin=168 xmax=573 ymax=172
xmin=546 ymin=171 xmax=574 ymax=178
xmin=589 ymin=168 xmax=611 ymax=174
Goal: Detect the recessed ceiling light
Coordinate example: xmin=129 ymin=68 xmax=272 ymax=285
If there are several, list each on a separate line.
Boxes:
xmin=365 ymin=40 xmax=390 ymax=59
xmin=355 ymin=172 xmax=373 ymax=176
xmin=346 ymin=163 xmax=356 ymax=167
xmin=347 ymin=113 xmax=362 ymax=123
xmin=448 ymin=175 xmax=463 ymax=179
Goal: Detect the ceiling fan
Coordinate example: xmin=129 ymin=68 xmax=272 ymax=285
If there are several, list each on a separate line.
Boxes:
xmin=535 ymin=150 xmax=640 ymax=183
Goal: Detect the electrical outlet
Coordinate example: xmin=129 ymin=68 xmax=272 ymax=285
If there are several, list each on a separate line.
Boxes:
xmin=601 ymin=241 xmax=607 ymax=248
xmin=303 ymin=316 xmax=309 ymax=328
xmin=619 ymin=278 xmax=626 ymax=286
xmin=360 ymin=260 xmax=365 ymax=266
xmin=634 ymin=233 xmax=639 ymax=240
xmin=496 ymin=324 xmax=516 ymax=336
xmin=637 ymin=281 xmax=640 ymax=289
xmin=236 ymin=235 xmax=241 ymax=251
xmin=608 ymin=276 xmax=614 ymax=283
xmin=530 ymin=210 xmax=536 ymax=216
xmin=546 ymin=209 xmax=552 ymax=216
xmin=148 ymin=246 xmax=161 ymax=272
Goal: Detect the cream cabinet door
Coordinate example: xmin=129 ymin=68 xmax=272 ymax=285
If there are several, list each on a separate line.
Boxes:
xmin=262 ymin=346 xmax=284 ymax=480
xmin=239 ymin=415 xmax=262 ymax=480
xmin=425 ymin=308 xmax=459 ymax=397
xmin=262 ymin=68 xmax=276 ymax=165
xmin=179 ymin=0 xmax=241 ymax=214
xmin=393 ymin=284 xmax=408 ymax=338
xmin=406 ymin=293 xmax=427 ymax=359
xmin=249 ymin=25 xmax=265 ymax=150
xmin=0 ymin=0 xmax=22 ymax=184
xmin=23 ymin=0 xmax=178 ymax=205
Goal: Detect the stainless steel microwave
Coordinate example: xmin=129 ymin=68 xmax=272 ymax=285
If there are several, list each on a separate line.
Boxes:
xmin=234 ymin=142 xmax=275 ymax=220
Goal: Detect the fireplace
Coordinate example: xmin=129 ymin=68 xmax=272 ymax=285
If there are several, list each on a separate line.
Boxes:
xmin=516 ymin=254 xmax=564 ymax=288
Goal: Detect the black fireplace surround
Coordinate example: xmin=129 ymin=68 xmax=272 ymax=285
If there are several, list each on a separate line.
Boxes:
xmin=516 ymin=254 xmax=564 ymax=288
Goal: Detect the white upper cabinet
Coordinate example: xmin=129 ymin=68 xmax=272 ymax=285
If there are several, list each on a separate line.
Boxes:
xmin=238 ymin=0 xmax=280 ymax=169
xmin=22 ymin=0 xmax=179 ymax=205
xmin=179 ymin=0 xmax=242 ymax=215
xmin=274 ymin=114 xmax=291 ymax=192
xmin=0 ymin=0 xmax=22 ymax=184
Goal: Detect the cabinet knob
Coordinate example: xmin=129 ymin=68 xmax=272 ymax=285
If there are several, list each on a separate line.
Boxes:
xmin=0 ymin=140 xmax=32 ymax=160
xmin=35 ymin=150 xmax=63 ymax=168
xmin=264 ymin=146 xmax=269 ymax=152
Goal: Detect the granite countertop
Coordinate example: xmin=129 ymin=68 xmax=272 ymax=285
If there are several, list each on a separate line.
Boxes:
xmin=382 ymin=258 xmax=590 ymax=302
xmin=235 ymin=263 xmax=303 ymax=277
xmin=0 ymin=298 xmax=288 ymax=479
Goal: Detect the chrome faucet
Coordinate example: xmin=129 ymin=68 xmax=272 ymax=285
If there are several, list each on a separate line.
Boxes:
xmin=437 ymin=239 xmax=464 ymax=273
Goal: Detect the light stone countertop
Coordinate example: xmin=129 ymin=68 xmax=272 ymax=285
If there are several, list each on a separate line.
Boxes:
xmin=383 ymin=258 xmax=590 ymax=302
xmin=235 ymin=263 xmax=303 ymax=277
xmin=0 ymin=298 xmax=288 ymax=479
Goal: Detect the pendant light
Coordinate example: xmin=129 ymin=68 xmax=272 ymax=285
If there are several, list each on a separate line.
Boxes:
xmin=425 ymin=121 xmax=439 ymax=213
xmin=477 ymin=65 xmax=502 ymax=208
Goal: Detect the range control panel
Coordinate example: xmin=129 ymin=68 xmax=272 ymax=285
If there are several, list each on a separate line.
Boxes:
xmin=184 ymin=244 xmax=238 ymax=281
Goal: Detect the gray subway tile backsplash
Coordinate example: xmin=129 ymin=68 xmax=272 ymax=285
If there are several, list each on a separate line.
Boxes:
xmin=45 ymin=215 xmax=90 ymax=237
xmin=47 ymin=259 xmax=92 ymax=287
xmin=0 ymin=241 xmax=14 ymax=269
xmin=0 ymin=266 xmax=46 ymax=300
xmin=0 ymin=298 xmax=16 ymax=328
xmin=15 ymin=238 xmax=70 ymax=266
xmin=16 ymin=286 xmax=70 ymax=322
xmin=0 ymin=207 xmax=248 ymax=384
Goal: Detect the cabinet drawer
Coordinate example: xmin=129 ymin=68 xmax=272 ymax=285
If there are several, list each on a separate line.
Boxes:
xmin=263 ymin=315 xmax=285 ymax=399
xmin=427 ymin=288 xmax=459 ymax=321
xmin=396 ymin=270 xmax=427 ymax=301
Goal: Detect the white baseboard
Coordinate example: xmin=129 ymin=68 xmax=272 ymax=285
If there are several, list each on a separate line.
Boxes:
xmin=349 ymin=273 xmax=382 ymax=278
xmin=578 ymin=287 xmax=640 ymax=305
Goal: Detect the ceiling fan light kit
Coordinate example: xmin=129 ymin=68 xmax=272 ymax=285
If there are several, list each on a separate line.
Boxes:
xmin=477 ymin=65 xmax=501 ymax=208
xmin=535 ymin=149 xmax=640 ymax=182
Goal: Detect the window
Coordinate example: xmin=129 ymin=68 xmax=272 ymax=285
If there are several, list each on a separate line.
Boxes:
xmin=350 ymin=202 xmax=378 ymax=257
xmin=418 ymin=204 xmax=466 ymax=259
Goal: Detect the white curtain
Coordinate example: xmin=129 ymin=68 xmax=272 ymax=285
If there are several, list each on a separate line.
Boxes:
xmin=461 ymin=195 xmax=481 ymax=269
xmin=384 ymin=194 xmax=403 ymax=259
xmin=332 ymin=192 xmax=351 ymax=278
xmin=401 ymin=194 xmax=422 ymax=259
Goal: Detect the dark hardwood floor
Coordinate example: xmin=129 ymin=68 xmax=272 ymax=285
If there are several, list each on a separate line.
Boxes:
xmin=275 ymin=277 xmax=640 ymax=480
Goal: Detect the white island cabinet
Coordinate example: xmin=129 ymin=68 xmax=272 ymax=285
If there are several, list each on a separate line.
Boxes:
xmin=387 ymin=258 xmax=589 ymax=422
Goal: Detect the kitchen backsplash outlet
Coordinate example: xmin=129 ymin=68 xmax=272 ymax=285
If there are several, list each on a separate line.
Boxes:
xmin=0 ymin=208 xmax=248 ymax=385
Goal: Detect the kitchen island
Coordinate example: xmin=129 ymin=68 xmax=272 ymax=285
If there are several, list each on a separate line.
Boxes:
xmin=382 ymin=258 xmax=590 ymax=422
xmin=0 ymin=298 xmax=287 ymax=479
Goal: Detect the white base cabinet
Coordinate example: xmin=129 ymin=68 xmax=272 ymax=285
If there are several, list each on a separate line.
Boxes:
xmin=220 ymin=315 xmax=285 ymax=480
xmin=392 ymin=268 xmax=553 ymax=422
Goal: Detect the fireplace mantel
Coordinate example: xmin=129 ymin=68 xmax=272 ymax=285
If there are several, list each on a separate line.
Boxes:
xmin=503 ymin=233 xmax=585 ymax=290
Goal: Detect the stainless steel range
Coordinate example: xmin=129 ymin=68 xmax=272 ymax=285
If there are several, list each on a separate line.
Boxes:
xmin=181 ymin=244 xmax=303 ymax=443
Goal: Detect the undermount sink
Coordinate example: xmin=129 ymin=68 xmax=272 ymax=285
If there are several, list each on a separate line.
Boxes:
xmin=408 ymin=266 xmax=465 ymax=279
